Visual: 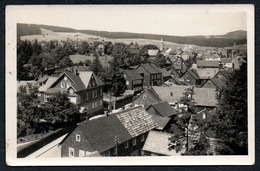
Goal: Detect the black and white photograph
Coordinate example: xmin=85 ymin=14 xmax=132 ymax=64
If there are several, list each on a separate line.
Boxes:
xmin=5 ymin=5 xmax=254 ymax=165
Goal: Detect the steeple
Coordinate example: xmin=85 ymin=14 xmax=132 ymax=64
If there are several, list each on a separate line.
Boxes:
xmin=160 ymin=38 xmax=164 ymax=51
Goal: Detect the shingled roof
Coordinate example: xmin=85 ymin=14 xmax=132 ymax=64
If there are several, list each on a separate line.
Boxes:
xmin=65 ymin=106 xmax=157 ymax=153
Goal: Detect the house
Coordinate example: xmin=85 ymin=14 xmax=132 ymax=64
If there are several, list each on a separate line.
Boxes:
xmin=123 ymin=70 xmax=144 ymax=94
xmin=201 ymin=78 xmax=226 ymax=89
xmin=132 ymin=88 xmax=161 ymax=109
xmin=159 ymin=68 xmax=171 ymax=82
xmin=204 ymin=53 xmax=221 ymax=61
xmin=94 ymin=41 xmax=112 ymax=55
xmin=38 ymin=68 xmax=105 ymax=117
xmin=135 ymin=63 xmax=163 ymax=87
xmin=147 ymin=49 xmax=159 ymax=57
xmin=195 ymin=108 xmax=216 ymax=123
xmin=60 ymin=106 xmax=158 ymax=157
xmin=171 ymin=56 xmax=188 ymax=74
xmin=142 ymin=130 xmax=185 ymax=156
xmin=146 ymin=101 xmax=177 ymax=131
xmin=220 ymin=58 xmax=233 ymax=70
xmin=179 ymin=69 xmax=204 ymax=86
xmin=196 ymin=60 xmax=220 ymax=79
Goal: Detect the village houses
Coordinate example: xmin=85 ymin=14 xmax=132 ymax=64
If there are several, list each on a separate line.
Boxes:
xmin=60 ymin=106 xmax=157 ymax=157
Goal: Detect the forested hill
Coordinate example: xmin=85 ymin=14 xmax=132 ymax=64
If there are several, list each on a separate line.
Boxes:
xmin=17 ymin=23 xmax=247 ymax=47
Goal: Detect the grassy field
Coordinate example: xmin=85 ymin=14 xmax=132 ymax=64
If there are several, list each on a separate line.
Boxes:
xmin=69 ymin=54 xmax=113 ymax=67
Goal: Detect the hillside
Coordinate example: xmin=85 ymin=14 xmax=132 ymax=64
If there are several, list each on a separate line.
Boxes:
xmin=17 ymin=23 xmax=247 ymax=47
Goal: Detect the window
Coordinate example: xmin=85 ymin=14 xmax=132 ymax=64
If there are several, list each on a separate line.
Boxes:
xmin=126 ymin=80 xmax=129 ymax=85
xmin=69 ymin=147 xmax=74 ymax=157
xmin=141 ymin=134 xmax=145 ymax=142
xmin=69 ymin=88 xmax=74 ymax=94
xmin=132 ymin=138 xmax=137 ymax=146
xmin=64 ymin=76 xmax=67 ymax=81
xmin=125 ymin=141 xmax=129 ymax=149
xmin=92 ymin=103 xmax=95 ymax=109
xmin=44 ymin=94 xmax=49 ymax=102
xmin=142 ymin=95 xmax=147 ymax=100
xmin=61 ymin=82 xmax=65 ymax=88
xmin=86 ymin=92 xmax=88 ymax=100
xmin=112 ymin=147 xmax=117 ymax=155
xmin=202 ymin=113 xmax=206 ymax=119
xmin=104 ymin=150 xmax=110 ymax=156
xmin=76 ymin=134 xmax=81 ymax=142
xmin=67 ymin=82 xmax=71 ymax=88
xmin=79 ymin=150 xmax=85 ymax=157
xmin=100 ymin=100 xmax=103 ymax=106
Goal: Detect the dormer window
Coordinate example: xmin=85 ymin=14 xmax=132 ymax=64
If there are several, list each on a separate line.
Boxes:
xmin=69 ymin=88 xmax=74 ymax=94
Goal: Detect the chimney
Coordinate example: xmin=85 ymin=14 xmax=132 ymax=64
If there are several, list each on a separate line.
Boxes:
xmin=74 ymin=67 xmax=79 ymax=75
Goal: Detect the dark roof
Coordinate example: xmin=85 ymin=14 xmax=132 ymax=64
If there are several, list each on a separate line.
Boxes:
xmin=138 ymin=63 xmax=162 ymax=74
xmin=186 ymin=70 xmax=200 ymax=80
xmin=124 ymin=70 xmax=143 ymax=80
xmin=37 ymin=75 xmax=49 ymax=83
xmin=159 ymin=68 xmax=171 ymax=78
xmin=209 ymin=77 xmax=226 ymax=89
xmin=151 ymin=115 xmax=171 ymax=130
xmin=197 ymin=60 xmax=219 ymax=68
xmin=71 ymin=106 xmax=157 ymax=153
xmin=150 ymin=101 xmax=177 ymax=117
xmin=218 ymin=70 xmax=232 ymax=79
xmin=78 ymin=113 xmax=132 ymax=153
xmin=64 ymin=71 xmax=86 ymax=92
xmin=93 ymin=73 xmax=105 ymax=86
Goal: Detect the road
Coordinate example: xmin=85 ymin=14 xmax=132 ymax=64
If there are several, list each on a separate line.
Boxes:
xmin=26 ymin=134 xmax=68 ymax=158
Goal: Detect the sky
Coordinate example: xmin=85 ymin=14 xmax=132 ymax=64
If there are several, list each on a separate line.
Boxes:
xmin=9 ymin=5 xmax=248 ymax=36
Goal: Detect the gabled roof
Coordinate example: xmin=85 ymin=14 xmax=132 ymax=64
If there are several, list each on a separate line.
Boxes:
xmin=137 ymin=63 xmax=162 ymax=74
xmin=217 ymin=70 xmax=232 ymax=79
xmin=152 ymin=85 xmax=217 ymax=107
xmin=151 ymin=115 xmax=171 ymax=130
xmin=142 ymin=130 xmax=184 ymax=156
xmin=123 ymin=70 xmax=143 ymax=80
xmin=38 ymin=76 xmax=59 ymax=92
xmin=66 ymin=106 xmax=157 ymax=153
xmin=197 ymin=60 xmax=219 ymax=68
xmin=159 ymin=68 xmax=171 ymax=78
xmin=196 ymin=68 xmax=218 ymax=79
xmin=37 ymin=75 xmax=49 ymax=83
xmin=49 ymin=71 xmax=104 ymax=93
xmin=149 ymin=101 xmax=177 ymax=117
xmin=208 ymin=77 xmax=226 ymax=89
xmin=185 ymin=70 xmax=200 ymax=80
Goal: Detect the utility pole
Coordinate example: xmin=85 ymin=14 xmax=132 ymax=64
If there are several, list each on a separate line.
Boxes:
xmin=114 ymin=135 xmax=120 ymax=156
xmin=74 ymin=34 xmax=81 ymax=47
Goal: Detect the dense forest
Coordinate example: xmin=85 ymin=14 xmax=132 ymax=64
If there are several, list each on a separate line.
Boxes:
xmin=17 ymin=23 xmax=247 ymax=47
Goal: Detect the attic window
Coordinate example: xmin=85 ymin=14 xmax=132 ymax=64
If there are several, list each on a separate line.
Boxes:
xmin=143 ymin=95 xmax=147 ymax=100
xmin=202 ymin=113 xmax=206 ymax=119
xmin=76 ymin=134 xmax=81 ymax=142
xmin=64 ymin=76 xmax=67 ymax=81
xmin=141 ymin=134 xmax=145 ymax=142
xmin=61 ymin=82 xmax=65 ymax=88
xmin=69 ymin=88 xmax=74 ymax=94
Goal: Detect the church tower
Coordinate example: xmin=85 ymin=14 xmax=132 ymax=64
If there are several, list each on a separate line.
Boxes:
xmin=160 ymin=38 xmax=164 ymax=51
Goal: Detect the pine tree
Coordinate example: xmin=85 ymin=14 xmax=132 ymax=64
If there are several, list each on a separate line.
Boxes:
xmin=213 ymin=62 xmax=247 ymax=155
xmin=90 ymin=53 xmax=104 ymax=78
